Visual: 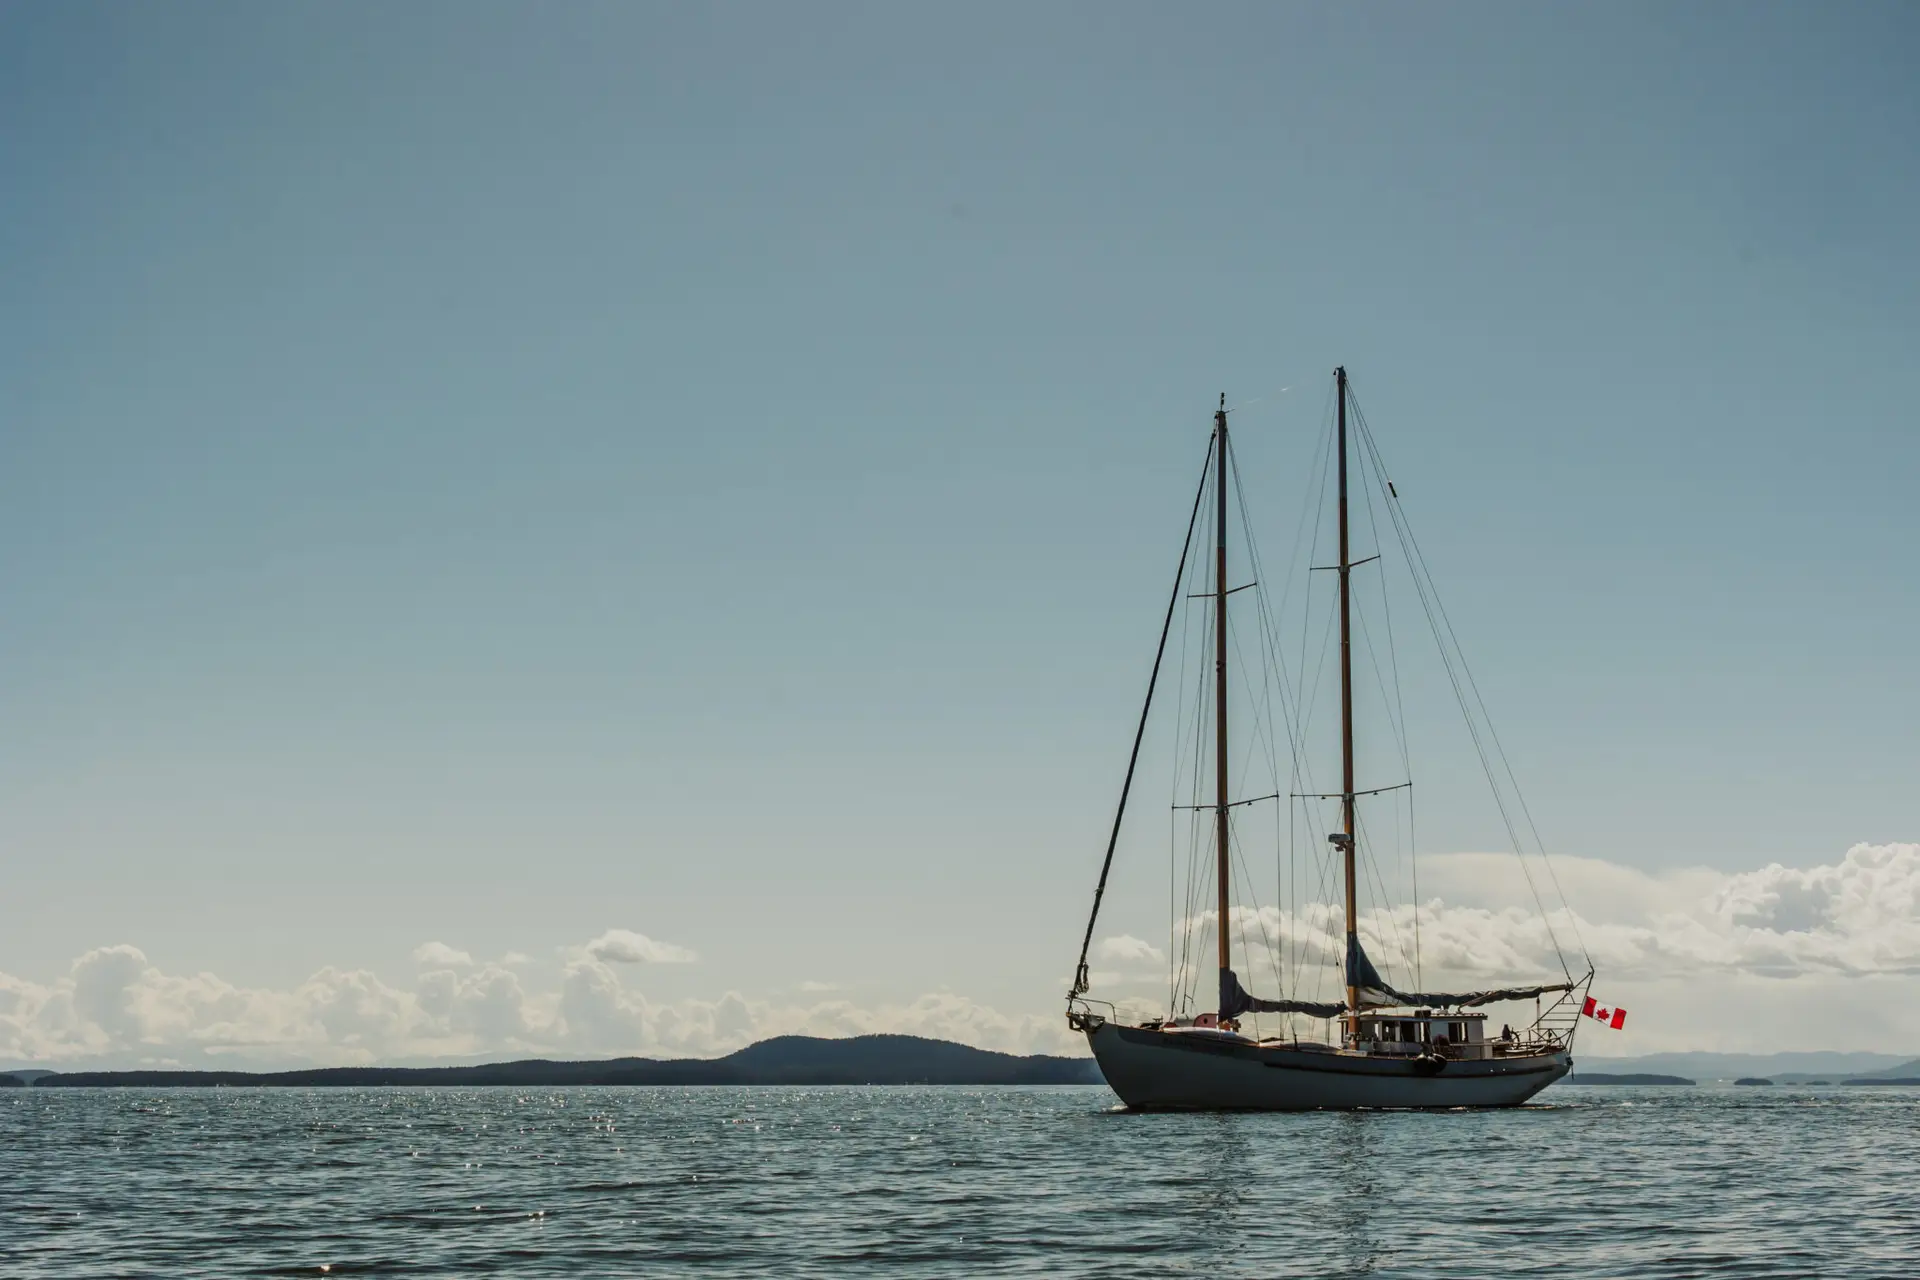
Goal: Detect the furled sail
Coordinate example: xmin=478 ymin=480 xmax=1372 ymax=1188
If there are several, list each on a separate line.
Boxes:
xmin=1346 ymin=936 xmax=1573 ymax=1010
xmin=1218 ymin=968 xmax=1347 ymax=1021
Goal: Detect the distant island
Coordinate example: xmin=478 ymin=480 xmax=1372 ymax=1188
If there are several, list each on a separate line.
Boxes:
xmin=1842 ymin=1078 xmax=1920 ymax=1087
xmin=1568 ymin=1073 xmax=1695 ymax=1086
xmin=25 ymin=1035 xmax=1105 ymax=1089
xmin=0 ymin=1074 xmax=23 ymax=1088
xmin=1734 ymin=1077 xmax=1774 ymax=1086
xmin=1576 ymin=1052 xmax=1917 ymax=1083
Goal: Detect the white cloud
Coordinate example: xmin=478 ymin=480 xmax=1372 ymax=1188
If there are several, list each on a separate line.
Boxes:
xmin=3 ymin=845 xmax=1913 ymax=1067
xmin=559 ymin=958 xmax=649 ymax=1053
xmin=1159 ymin=843 xmax=1920 ymax=995
xmin=1105 ymin=842 xmax=1920 ymax=1054
xmin=583 ymin=929 xmax=697 ymax=966
xmin=411 ymin=942 xmax=474 ymax=969
xmin=1093 ymin=935 xmax=1166 ymax=966
xmin=0 ymin=929 xmax=1078 ymax=1069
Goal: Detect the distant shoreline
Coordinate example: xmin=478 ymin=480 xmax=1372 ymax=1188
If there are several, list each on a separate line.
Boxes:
xmin=1569 ymin=1072 xmax=1695 ymax=1085
xmin=17 ymin=1041 xmax=1920 ymax=1090
xmin=19 ymin=1034 xmax=1105 ymax=1089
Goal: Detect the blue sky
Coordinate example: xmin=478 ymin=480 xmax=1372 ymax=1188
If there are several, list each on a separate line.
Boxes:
xmin=2 ymin=3 xmax=1917 ymax=1062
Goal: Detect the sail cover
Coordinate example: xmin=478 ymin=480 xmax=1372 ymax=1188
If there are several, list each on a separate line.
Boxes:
xmin=1218 ymin=968 xmax=1346 ymax=1021
xmin=1216 ymin=944 xmax=1573 ymax=1021
xmin=1346 ymin=935 xmax=1573 ymax=1009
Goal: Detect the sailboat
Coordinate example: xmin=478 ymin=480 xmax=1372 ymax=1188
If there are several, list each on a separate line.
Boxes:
xmin=1067 ymin=368 xmax=1591 ymax=1109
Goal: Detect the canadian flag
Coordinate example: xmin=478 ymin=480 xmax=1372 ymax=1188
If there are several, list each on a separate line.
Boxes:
xmin=1583 ymin=996 xmax=1627 ymax=1029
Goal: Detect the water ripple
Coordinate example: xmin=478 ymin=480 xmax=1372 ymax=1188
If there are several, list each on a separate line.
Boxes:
xmin=4 ymin=1085 xmax=1917 ymax=1277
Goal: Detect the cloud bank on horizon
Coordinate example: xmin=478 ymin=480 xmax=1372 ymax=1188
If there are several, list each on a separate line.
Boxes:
xmin=1190 ymin=839 xmax=1920 ymax=991
xmin=3 ymin=843 xmax=1915 ymax=1068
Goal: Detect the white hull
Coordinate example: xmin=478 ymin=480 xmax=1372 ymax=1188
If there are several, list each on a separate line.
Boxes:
xmin=1086 ymin=1022 xmax=1570 ymax=1110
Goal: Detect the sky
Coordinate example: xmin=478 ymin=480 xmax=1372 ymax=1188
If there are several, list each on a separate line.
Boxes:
xmin=2 ymin=2 xmax=1917 ymax=1068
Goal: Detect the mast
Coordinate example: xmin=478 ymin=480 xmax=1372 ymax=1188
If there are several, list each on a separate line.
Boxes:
xmin=1337 ymin=366 xmax=1359 ymax=1022
xmin=1213 ymin=395 xmax=1232 ymax=997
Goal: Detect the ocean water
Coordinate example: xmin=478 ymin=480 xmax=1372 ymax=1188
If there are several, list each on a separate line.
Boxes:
xmin=4 ymin=1084 xmax=1915 ymax=1278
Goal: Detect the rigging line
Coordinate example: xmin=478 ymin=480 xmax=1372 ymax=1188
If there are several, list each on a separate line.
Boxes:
xmin=1246 ymin=559 xmax=1293 ymax=1005
xmin=1270 ymin=437 xmax=1333 ymax=934
xmin=1243 ymin=533 xmax=1332 ymax=1002
xmin=1388 ymin=486 xmax=1561 ymax=969
xmin=1295 ymin=581 xmax=1343 ymax=777
xmin=1350 ymin=604 xmax=1420 ymax=965
xmin=1303 ymin=801 xmax=1343 ymax=995
xmin=1352 ymin=605 xmax=1407 ymax=772
xmin=1229 ymin=824 xmax=1286 ymax=1012
xmin=1225 ymin=613 xmax=1289 ymax=826
xmin=1182 ymin=592 xmax=1214 ymax=935
xmin=1167 ymin=491 xmax=1204 ymax=1014
xmin=1294 ymin=390 xmax=1337 ymax=774
xmin=1231 ymin=446 xmax=1319 ymax=887
xmin=1296 ymin=793 xmax=1342 ymax=983
xmin=1350 ymin=504 xmax=1409 ymax=771
xmin=1285 ymin=759 xmax=1295 ymax=1000
xmin=1168 ymin=774 xmax=1178 ymax=1013
xmin=1177 ymin=809 xmax=1206 ymax=1013
xmin=1353 ymin=805 xmax=1413 ymax=985
xmin=1254 ymin=556 xmax=1305 ymax=761
xmin=1238 ymin=388 xmax=1332 ymax=981
xmin=1350 ymin=396 xmax=1586 ymax=970
xmin=1287 ymin=798 xmax=1310 ymax=986
xmin=1173 ymin=793 xmax=1283 ymax=811
xmin=1225 ymin=827 xmax=1252 ymax=991
xmin=1176 ymin=533 xmax=1214 ymax=1007
xmin=1223 ymin=611 xmax=1270 ymax=784
xmin=1186 ymin=528 xmax=1223 ymax=1009
xmin=1245 ymin=807 xmax=1285 ymax=1006
xmin=1293 ymin=782 xmax=1411 ymax=799
xmin=1239 ymin=518 xmax=1311 ymax=881
xmin=1176 ymin=775 xmax=1206 ymax=1010
xmin=1408 ymin=780 xmax=1422 ymax=988
xmin=1298 ymin=795 xmax=1343 ymax=1004
xmin=1071 ymin=435 xmax=1215 ymax=997
xmin=1174 ymin=823 xmax=1196 ymax=1015
xmin=1221 ymin=385 xmax=1296 ymax=417
xmin=1238 ymin=567 xmax=1293 ymax=814
xmin=1347 ymin=402 xmax=1578 ymax=978
xmin=1175 ymin=598 xmax=1214 ymax=1014
xmin=1224 ymin=444 xmax=1311 ymax=960
xmin=1313 ymin=794 xmax=1344 ymax=974
xmin=1352 ymin=391 xmax=1421 ymax=986
xmin=1355 ymin=426 xmax=1414 ymax=781
xmin=1228 ymin=867 xmax=1276 ymax=1001
xmin=1286 ymin=786 xmax=1335 ymax=984
xmin=1240 ymin=391 xmax=1349 ymax=1000
xmin=1229 ymin=432 xmax=1309 ymax=765
xmin=1351 ymin=807 xmax=1391 ymax=981
xmin=1230 ymin=579 xmax=1288 ymax=811
xmin=1290 ymin=395 xmax=1345 ymax=776
xmin=1295 ymin=805 xmax=1324 ymax=1002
